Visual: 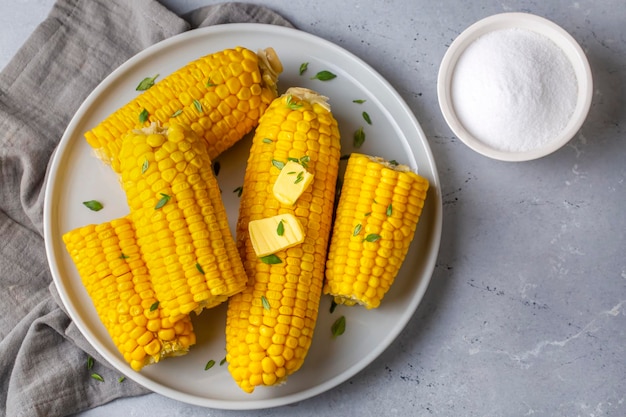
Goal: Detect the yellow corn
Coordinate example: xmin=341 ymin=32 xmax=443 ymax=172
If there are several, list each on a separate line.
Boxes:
xmin=225 ymin=88 xmax=341 ymax=393
xmin=119 ymin=123 xmax=247 ymax=323
xmin=85 ymin=46 xmax=283 ymax=173
xmin=324 ymin=153 xmax=429 ymax=309
xmin=62 ymin=217 xmax=196 ymax=371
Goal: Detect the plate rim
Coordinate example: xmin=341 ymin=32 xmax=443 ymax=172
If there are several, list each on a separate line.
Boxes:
xmin=43 ymin=22 xmax=443 ymax=410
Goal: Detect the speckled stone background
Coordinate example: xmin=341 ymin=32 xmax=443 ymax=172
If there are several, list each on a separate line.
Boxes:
xmin=2 ymin=1 xmax=624 ymax=416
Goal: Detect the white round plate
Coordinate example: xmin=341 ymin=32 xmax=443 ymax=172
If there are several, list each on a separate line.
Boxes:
xmin=43 ymin=23 xmax=442 ymax=410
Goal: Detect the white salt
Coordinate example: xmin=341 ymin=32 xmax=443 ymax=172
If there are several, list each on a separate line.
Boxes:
xmin=451 ymin=28 xmax=578 ymax=153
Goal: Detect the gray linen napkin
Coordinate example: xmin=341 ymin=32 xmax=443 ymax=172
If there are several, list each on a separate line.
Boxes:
xmin=0 ymin=1 xmax=292 ymax=416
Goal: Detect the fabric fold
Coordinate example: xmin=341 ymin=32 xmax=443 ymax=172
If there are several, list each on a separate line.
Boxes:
xmin=0 ymin=1 xmax=293 ymax=416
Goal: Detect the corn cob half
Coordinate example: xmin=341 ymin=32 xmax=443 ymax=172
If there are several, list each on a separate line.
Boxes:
xmin=85 ymin=46 xmax=283 ymax=173
xmin=119 ymin=123 xmax=247 ymax=323
xmin=324 ymin=153 xmax=429 ymax=309
xmin=225 ymin=88 xmax=341 ymax=393
xmin=62 ymin=217 xmax=196 ymax=371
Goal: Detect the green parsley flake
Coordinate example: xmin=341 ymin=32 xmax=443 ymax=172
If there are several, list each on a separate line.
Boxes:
xmin=299 ymin=62 xmax=309 ymax=75
xmin=285 ymin=94 xmax=302 ymax=110
xmin=149 ymin=301 xmax=159 ymax=312
xmin=171 ymin=109 xmax=183 ymax=118
xmin=272 ymin=159 xmax=285 ymax=170
xmin=353 ymin=127 xmax=366 ymax=148
xmin=233 ymin=186 xmax=243 ymax=197
xmin=261 ymin=295 xmax=271 ymax=311
xmin=205 ymin=360 xmax=216 ymax=371
xmin=82 ymin=200 xmax=103 ymax=211
xmin=364 ymin=233 xmax=381 ymax=243
xmin=362 ymin=111 xmax=372 ymax=125
xmin=260 ymin=254 xmax=282 ymax=264
xmin=277 ymin=220 xmax=285 ymax=236
xmin=139 ymin=108 xmax=149 ymax=124
xmin=353 ymin=223 xmax=362 ymax=237
xmin=193 ymin=99 xmax=203 ymax=113
xmin=310 ymin=70 xmax=337 ymax=81
xmin=331 ymin=316 xmax=346 ymax=338
xmin=136 ymin=74 xmax=159 ymax=91
xmin=154 ymin=193 xmax=171 ymax=210
xmin=91 ymin=373 xmax=104 ymax=382
xmin=196 ymin=263 xmax=205 ymax=274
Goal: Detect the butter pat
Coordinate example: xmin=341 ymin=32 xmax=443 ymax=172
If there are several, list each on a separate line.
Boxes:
xmin=248 ymin=213 xmax=305 ymax=257
xmin=273 ymin=160 xmax=314 ymax=205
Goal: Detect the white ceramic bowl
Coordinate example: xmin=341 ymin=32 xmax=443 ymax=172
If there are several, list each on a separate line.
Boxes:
xmin=437 ymin=12 xmax=593 ymax=161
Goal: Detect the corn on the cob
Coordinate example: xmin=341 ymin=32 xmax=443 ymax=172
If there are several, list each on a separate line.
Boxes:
xmin=62 ymin=217 xmax=196 ymax=371
xmin=225 ymin=88 xmax=341 ymax=393
xmin=324 ymin=153 xmax=429 ymax=309
xmin=119 ymin=123 xmax=247 ymax=323
xmin=85 ymin=46 xmax=283 ymax=173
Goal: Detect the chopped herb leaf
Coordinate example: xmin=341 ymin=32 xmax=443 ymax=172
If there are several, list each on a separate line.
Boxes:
xmin=233 ymin=186 xmax=243 ymax=197
xmin=362 ymin=111 xmax=372 ymax=125
xmin=294 ymin=171 xmax=305 ymax=184
xmin=149 ymin=301 xmax=159 ymax=312
xmin=330 ymin=299 xmax=338 ymax=314
xmin=310 ymin=70 xmax=337 ymax=81
xmin=91 ymin=373 xmax=104 ymax=382
xmin=272 ymin=159 xmax=285 ymax=170
xmin=136 ymin=74 xmax=159 ymax=91
xmin=119 ymin=253 xmax=130 ymax=260
xmin=261 ymin=295 xmax=271 ymax=310
xmin=260 ymin=254 xmax=282 ymax=264
xmin=353 ymin=127 xmax=366 ymax=148
xmin=277 ymin=220 xmax=285 ymax=236
xmin=286 ymin=94 xmax=303 ymax=110
xmin=155 ymin=193 xmax=171 ymax=209
xmin=82 ymin=200 xmax=103 ymax=211
xmin=287 ymin=171 xmax=296 ymax=175
xmin=389 ymin=159 xmax=399 ymax=166
xmin=206 ymin=78 xmax=216 ymax=87
xmin=87 ymin=356 xmax=94 ymax=370
xmin=386 ymin=203 xmax=393 ymax=216
xmin=204 ymin=359 xmax=215 ymax=371
xmin=364 ymin=212 xmax=372 ymax=217
xmin=118 ymin=376 xmax=126 ymax=383
xmin=219 ymin=357 xmax=227 ymax=366
xmin=353 ymin=99 xmax=367 ymax=104
xmin=364 ymin=233 xmax=381 ymax=243
xmin=331 ymin=316 xmax=346 ymax=338
xmin=353 ymin=223 xmax=362 ymax=237
xmin=299 ymin=155 xmax=310 ymax=168
xmin=287 ymin=157 xmax=300 ymax=163
xmin=196 ymin=263 xmax=205 ymax=274
xmin=193 ymin=99 xmax=203 ymax=113
xmin=141 ymin=158 xmax=149 ymax=174
xmin=262 ymin=138 xmax=273 ymax=144
xmin=139 ymin=108 xmax=149 ymax=124
xmin=171 ymin=109 xmax=183 ymax=118
xmin=299 ymin=62 xmax=309 ymax=75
